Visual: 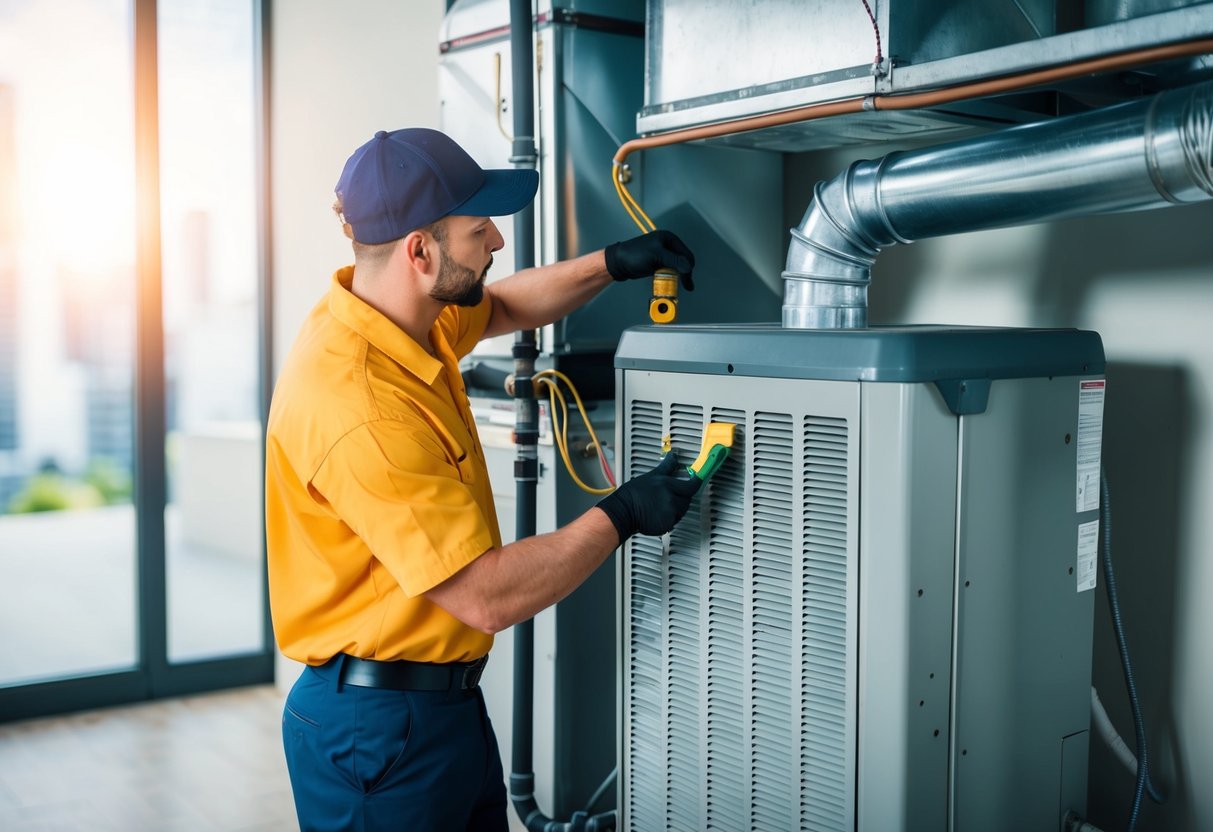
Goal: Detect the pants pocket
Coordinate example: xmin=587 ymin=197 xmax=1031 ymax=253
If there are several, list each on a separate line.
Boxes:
xmin=353 ymin=688 xmax=414 ymax=795
xmin=282 ymin=699 xmax=322 ymax=790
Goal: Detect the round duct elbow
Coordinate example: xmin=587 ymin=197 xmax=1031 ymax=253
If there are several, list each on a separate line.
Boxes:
xmin=781 ymin=162 xmax=901 ymax=329
xmin=782 ymin=80 xmax=1213 ymax=330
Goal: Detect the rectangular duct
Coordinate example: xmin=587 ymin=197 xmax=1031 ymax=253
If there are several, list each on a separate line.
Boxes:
xmin=617 ymin=325 xmax=1105 ymax=831
xmin=639 ymin=0 xmax=1213 ymax=149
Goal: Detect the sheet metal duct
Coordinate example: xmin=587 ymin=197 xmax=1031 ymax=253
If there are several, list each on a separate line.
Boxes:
xmin=782 ymin=79 xmax=1213 ymax=328
xmin=641 ymin=0 xmax=1213 ymax=148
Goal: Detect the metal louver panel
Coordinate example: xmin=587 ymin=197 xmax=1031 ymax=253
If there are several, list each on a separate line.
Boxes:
xmin=626 ymin=399 xmax=665 ymax=831
xmin=621 ymin=376 xmax=856 ymax=832
xmin=666 ymin=404 xmax=704 ymax=831
xmin=752 ymin=412 xmax=796 ymax=831
xmin=802 ymin=416 xmax=850 ymax=831
xmin=707 ymin=407 xmax=746 ymax=831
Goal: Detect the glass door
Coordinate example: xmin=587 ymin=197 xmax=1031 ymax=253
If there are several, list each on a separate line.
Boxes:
xmin=0 ymin=0 xmax=141 ymax=695
xmin=0 ymin=0 xmax=272 ymax=722
xmin=158 ymin=0 xmax=264 ymax=665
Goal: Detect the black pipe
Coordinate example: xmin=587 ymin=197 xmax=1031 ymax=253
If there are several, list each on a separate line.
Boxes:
xmin=505 ymin=4 xmax=617 ymax=830
xmin=506 ymin=0 xmax=544 ymax=827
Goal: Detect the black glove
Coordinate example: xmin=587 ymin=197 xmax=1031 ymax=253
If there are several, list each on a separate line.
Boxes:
xmin=604 ymin=230 xmax=696 ymax=291
xmin=596 ymin=451 xmax=701 ymax=542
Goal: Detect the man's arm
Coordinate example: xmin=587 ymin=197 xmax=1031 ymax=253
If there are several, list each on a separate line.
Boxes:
xmin=424 ymin=506 xmax=618 ymax=634
xmin=481 ymin=230 xmax=696 ymax=339
xmin=424 ymin=451 xmax=699 ymax=633
xmin=482 ymin=251 xmax=610 ymax=339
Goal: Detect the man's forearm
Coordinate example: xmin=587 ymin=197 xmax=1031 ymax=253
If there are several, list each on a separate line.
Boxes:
xmin=423 ymin=506 xmax=620 ymax=634
xmin=482 ymin=251 xmax=611 ymax=338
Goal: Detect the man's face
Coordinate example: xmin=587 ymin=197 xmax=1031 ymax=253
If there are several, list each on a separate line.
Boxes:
xmin=428 ymin=216 xmax=503 ymax=307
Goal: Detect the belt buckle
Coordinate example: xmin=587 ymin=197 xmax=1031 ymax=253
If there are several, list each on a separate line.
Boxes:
xmin=462 ymin=655 xmax=488 ymax=689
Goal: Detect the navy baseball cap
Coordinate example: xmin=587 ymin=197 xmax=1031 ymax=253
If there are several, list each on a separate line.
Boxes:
xmin=334 ymin=128 xmax=539 ymax=245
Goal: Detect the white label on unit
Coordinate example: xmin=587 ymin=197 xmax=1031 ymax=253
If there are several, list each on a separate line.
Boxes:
xmin=1077 ymin=519 xmax=1100 ymax=592
xmin=1076 ymin=379 xmax=1106 ymax=512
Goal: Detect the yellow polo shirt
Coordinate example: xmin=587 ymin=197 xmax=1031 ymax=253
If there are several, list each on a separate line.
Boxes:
xmin=265 ymin=266 xmax=501 ymax=665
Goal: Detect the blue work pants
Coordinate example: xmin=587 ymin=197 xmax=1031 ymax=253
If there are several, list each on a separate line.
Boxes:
xmin=282 ymin=659 xmax=509 ymax=831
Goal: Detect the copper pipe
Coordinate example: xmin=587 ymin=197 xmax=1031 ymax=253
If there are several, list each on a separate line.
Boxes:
xmin=613 ymin=36 xmax=1213 ymax=164
xmin=612 ymin=100 xmax=865 ymax=163
xmin=879 ymin=37 xmax=1213 ymax=111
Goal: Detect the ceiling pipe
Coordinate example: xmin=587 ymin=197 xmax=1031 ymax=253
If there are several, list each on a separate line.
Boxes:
xmin=782 ymin=80 xmax=1213 ymax=329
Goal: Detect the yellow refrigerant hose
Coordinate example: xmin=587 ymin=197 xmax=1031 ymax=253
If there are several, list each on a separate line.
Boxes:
xmin=612 ymin=162 xmax=681 ymax=323
xmin=533 ymin=369 xmax=616 ymax=495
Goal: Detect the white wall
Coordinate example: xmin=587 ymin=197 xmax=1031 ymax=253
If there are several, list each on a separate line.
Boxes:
xmin=271 ymin=0 xmax=447 ymax=375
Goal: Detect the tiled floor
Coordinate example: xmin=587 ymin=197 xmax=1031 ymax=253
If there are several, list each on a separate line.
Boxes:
xmin=0 ymin=684 xmax=296 ymax=831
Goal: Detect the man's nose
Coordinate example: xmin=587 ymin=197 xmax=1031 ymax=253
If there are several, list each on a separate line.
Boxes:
xmin=487 ymin=220 xmax=504 ymax=253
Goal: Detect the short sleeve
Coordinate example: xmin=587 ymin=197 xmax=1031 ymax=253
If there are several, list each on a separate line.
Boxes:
xmin=311 ymin=420 xmax=496 ymax=597
xmin=437 ymin=294 xmax=492 ymax=359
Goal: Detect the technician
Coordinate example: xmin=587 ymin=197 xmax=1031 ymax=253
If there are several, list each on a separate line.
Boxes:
xmin=265 ymin=127 xmax=700 ymax=831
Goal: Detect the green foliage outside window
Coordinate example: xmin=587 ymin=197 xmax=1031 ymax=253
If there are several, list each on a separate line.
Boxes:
xmin=6 ymin=458 xmax=133 ymax=514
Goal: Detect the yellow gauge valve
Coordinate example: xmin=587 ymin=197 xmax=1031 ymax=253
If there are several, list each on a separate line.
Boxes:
xmin=649 ymin=269 xmax=679 ymax=324
xmin=688 ymin=422 xmax=736 ymax=482
xmin=660 ymin=434 xmax=673 ymax=454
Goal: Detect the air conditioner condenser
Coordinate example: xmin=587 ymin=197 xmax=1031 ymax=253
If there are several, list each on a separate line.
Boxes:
xmin=615 ymin=324 xmax=1106 ymax=832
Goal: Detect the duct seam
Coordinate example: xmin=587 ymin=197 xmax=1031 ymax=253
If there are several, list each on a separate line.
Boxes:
xmin=870 ymin=153 xmax=913 ymax=246
xmin=818 ymin=178 xmax=881 ymax=261
xmin=1181 ymin=85 xmax=1213 ymax=195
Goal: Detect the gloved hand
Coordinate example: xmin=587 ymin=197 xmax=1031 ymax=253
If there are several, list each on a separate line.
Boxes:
xmin=604 ymin=230 xmax=696 ymax=291
xmin=596 ymin=451 xmax=701 ymax=542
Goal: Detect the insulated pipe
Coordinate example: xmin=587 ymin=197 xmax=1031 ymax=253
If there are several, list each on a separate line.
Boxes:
xmin=783 ymin=80 xmax=1213 ymax=328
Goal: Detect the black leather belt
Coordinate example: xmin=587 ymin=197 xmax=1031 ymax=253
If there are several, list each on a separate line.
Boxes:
xmin=324 ymin=653 xmax=488 ymax=692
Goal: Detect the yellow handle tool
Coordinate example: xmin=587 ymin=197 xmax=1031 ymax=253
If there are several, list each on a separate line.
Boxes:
xmin=649 ymin=268 xmax=679 ymax=324
xmin=688 ymin=422 xmax=735 ymax=482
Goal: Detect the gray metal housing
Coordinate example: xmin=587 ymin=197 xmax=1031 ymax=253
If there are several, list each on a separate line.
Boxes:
xmin=616 ymin=324 xmax=1105 ymax=831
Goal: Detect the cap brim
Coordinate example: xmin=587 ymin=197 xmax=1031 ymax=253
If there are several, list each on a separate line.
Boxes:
xmin=450 ymin=168 xmax=539 ymax=218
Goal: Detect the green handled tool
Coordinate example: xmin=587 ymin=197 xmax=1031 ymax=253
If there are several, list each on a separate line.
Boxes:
xmin=687 ymin=422 xmax=735 ymax=482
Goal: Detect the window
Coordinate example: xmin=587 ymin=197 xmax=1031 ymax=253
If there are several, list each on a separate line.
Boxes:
xmin=0 ymin=0 xmax=270 ymax=717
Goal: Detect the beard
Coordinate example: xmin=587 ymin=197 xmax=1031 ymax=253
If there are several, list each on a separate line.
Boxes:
xmin=429 ymin=243 xmax=492 ymax=307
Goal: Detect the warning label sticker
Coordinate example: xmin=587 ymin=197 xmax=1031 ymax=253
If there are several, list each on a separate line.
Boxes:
xmin=1076 ymin=379 xmax=1105 ymax=513
xmin=1077 ymin=519 xmax=1099 ymax=592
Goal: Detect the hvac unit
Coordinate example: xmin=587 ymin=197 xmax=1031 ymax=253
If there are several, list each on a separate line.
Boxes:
xmin=616 ymin=324 xmax=1106 ymax=831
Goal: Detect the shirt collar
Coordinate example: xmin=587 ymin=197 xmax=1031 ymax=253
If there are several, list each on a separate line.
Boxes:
xmin=327 ymin=266 xmax=444 ymax=385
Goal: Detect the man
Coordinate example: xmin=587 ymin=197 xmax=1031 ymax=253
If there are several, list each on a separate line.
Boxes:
xmin=266 ymin=127 xmax=701 ymax=831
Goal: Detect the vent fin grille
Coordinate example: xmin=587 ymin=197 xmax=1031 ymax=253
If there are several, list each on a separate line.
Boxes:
xmin=705 ymin=407 xmax=746 ymax=829
xmin=666 ymin=404 xmax=704 ymax=830
xmin=801 ymin=415 xmax=850 ymax=830
xmin=624 ymin=393 xmax=853 ymax=832
xmin=752 ymin=412 xmax=795 ymax=831
xmin=627 ymin=399 xmax=665 ymax=830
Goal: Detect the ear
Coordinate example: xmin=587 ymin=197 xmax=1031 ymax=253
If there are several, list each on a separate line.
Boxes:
xmin=400 ymin=229 xmax=438 ymax=277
